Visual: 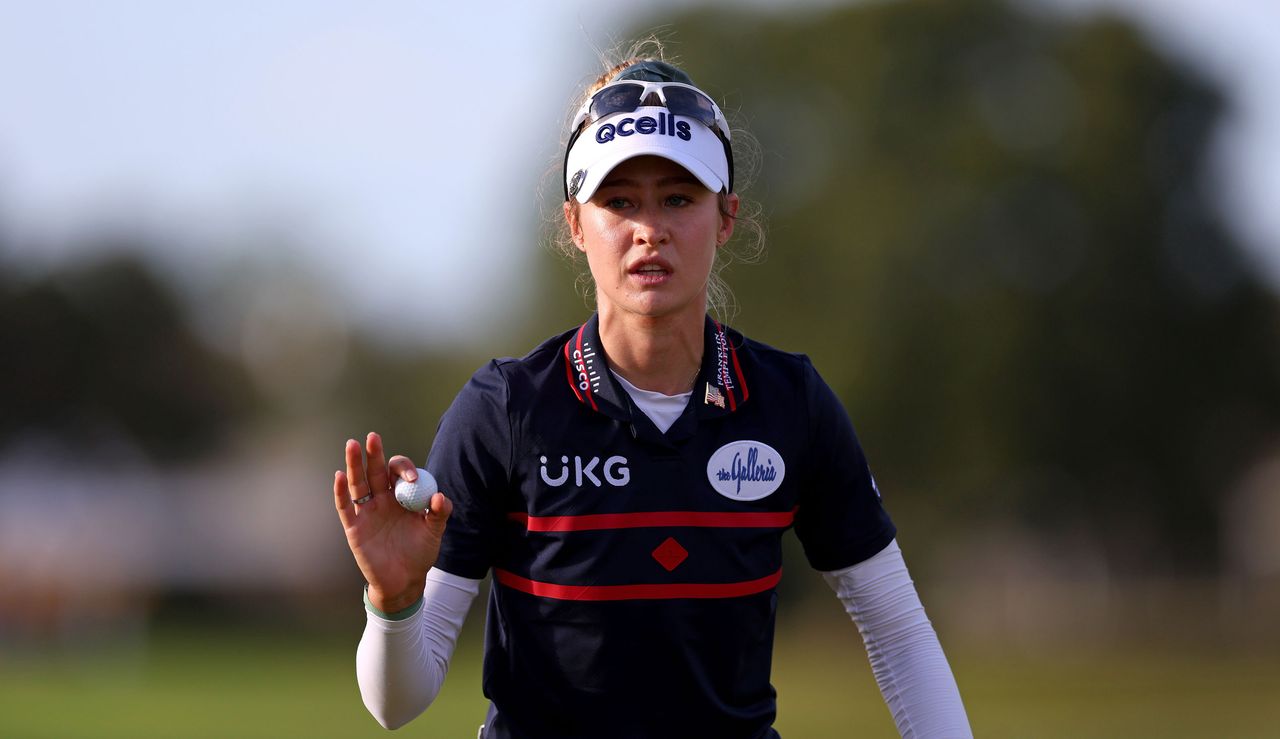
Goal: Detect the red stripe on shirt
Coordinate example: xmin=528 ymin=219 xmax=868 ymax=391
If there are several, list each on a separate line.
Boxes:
xmin=507 ymin=507 xmax=798 ymax=532
xmin=729 ymin=337 xmax=749 ymax=403
xmin=563 ymin=339 xmax=585 ymax=403
xmin=493 ymin=567 xmax=783 ymax=601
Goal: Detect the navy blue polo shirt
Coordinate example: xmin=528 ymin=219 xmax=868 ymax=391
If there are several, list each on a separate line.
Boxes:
xmin=428 ymin=313 xmax=895 ymax=739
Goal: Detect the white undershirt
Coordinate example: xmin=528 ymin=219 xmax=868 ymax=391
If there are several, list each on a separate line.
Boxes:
xmin=356 ymin=539 xmax=971 ymax=736
xmin=611 ymin=370 xmax=692 ymax=433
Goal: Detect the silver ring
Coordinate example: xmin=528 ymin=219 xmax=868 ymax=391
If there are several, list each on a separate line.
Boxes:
xmin=354 ymin=493 xmax=374 ymax=505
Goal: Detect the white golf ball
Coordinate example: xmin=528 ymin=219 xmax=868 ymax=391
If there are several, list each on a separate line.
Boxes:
xmin=394 ymin=469 xmax=437 ymax=512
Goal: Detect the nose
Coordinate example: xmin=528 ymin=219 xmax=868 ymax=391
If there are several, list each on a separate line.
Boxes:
xmin=632 ymin=210 xmax=671 ymax=248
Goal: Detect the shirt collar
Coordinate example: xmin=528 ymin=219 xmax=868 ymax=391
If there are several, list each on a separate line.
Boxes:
xmin=695 ymin=315 xmax=750 ymax=419
xmin=562 ymin=313 xmax=750 ymax=423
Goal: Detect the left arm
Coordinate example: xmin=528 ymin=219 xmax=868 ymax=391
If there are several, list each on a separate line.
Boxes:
xmin=822 ymin=539 xmax=971 ymax=738
xmin=793 ymin=358 xmax=970 ymax=736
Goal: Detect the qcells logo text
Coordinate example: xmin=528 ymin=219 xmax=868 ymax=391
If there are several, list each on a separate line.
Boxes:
xmin=596 ymin=111 xmax=691 ymax=143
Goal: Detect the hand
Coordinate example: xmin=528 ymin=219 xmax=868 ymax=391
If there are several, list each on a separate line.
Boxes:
xmin=333 ymin=432 xmax=453 ymax=613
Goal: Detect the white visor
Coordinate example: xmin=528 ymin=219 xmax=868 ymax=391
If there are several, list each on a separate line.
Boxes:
xmin=565 ymin=106 xmax=729 ymax=203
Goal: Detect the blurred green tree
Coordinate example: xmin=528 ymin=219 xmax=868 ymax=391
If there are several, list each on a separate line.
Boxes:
xmin=0 ymin=248 xmax=253 ymax=463
xmin=560 ymin=0 xmax=1280 ymax=572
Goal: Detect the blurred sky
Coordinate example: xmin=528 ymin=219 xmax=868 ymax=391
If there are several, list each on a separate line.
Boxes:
xmin=1 ymin=0 xmax=1278 ymax=345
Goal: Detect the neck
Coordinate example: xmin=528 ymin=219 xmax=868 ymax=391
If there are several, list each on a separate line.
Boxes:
xmin=597 ymin=307 xmax=704 ymax=396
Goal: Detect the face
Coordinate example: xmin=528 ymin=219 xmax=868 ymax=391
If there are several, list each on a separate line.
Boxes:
xmin=565 ymin=155 xmax=738 ymax=324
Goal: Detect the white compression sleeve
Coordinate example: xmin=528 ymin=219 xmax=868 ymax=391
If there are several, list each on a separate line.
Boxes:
xmin=822 ymin=539 xmax=972 ymax=738
xmin=356 ymin=567 xmax=481 ymax=729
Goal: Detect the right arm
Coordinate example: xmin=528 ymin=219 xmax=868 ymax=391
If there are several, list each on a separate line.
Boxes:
xmin=332 ymin=432 xmax=456 ymax=726
xmin=356 ymin=567 xmax=481 ymax=729
xmin=335 ymin=364 xmax=512 ymax=727
xmin=333 ymin=433 xmax=453 ymax=615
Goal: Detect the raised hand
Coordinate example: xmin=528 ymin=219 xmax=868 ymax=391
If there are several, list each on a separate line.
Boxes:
xmin=334 ymin=432 xmax=452 ymax=613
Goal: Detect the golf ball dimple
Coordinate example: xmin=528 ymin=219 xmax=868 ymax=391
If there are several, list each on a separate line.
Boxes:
xmin=395 ymin=469 xmax=438 ymax=512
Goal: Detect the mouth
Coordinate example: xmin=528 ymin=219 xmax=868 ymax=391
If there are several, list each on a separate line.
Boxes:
xmin=629 ymin=259 xmax=672 ymax=285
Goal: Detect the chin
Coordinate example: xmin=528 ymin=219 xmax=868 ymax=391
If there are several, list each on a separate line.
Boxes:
xmin=629 ymin=297 xmax=699 ymax=320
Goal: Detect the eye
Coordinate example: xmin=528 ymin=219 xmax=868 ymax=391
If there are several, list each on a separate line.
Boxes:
xmin=604 ymin=196 xmax=631 ymax=210
xmin=664 ymin=194 xmax=692 ymax=207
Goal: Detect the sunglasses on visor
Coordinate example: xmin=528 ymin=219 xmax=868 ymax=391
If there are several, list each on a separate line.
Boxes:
xmin=563 ymin=80 xmax=735 ymax=200
xmin=571 ymin=80 xmax=733 ymax=141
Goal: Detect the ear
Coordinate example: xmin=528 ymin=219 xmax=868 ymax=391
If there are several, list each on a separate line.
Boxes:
xmin=563 ymin=200 xmax=587 ymax=253
xmin=717 ymin=193 xmax=740 ymax=247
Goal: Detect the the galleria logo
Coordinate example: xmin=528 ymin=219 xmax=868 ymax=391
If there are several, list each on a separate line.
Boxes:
xmin=706 ymin=440 xmax=785 ymax=501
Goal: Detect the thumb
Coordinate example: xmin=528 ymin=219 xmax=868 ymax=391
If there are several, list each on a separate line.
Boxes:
xmin=425 ymin=492 xmax=453 ymax=533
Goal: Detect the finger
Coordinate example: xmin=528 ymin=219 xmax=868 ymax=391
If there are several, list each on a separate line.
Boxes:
xmin=425 ymin=492 xmax=453 ymax=533
xmin=365 ymin=432 xmax=390 ymax=495
xmin=334 ymin=470 xmax=357 ymax=528
xmin=387 ymin=455 xmax=419 ymax=482
xmin=345 ymin=438 xmax=370 ymax=502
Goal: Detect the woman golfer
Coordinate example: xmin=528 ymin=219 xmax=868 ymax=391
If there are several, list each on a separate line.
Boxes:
xmin=334 ymin=52 xmax=971 ymax=738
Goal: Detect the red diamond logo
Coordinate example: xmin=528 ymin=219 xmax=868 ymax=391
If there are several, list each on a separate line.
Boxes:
xmin=651 ymin=537 xmax=689 ymax=572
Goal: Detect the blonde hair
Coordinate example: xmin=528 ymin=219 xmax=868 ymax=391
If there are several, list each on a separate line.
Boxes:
xmin=546 ymin=36 xmax=765 ymax=323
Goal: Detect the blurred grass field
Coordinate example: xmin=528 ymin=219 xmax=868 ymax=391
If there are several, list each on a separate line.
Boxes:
xmin=2 ymin=621 xmax=1278 ymax=738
